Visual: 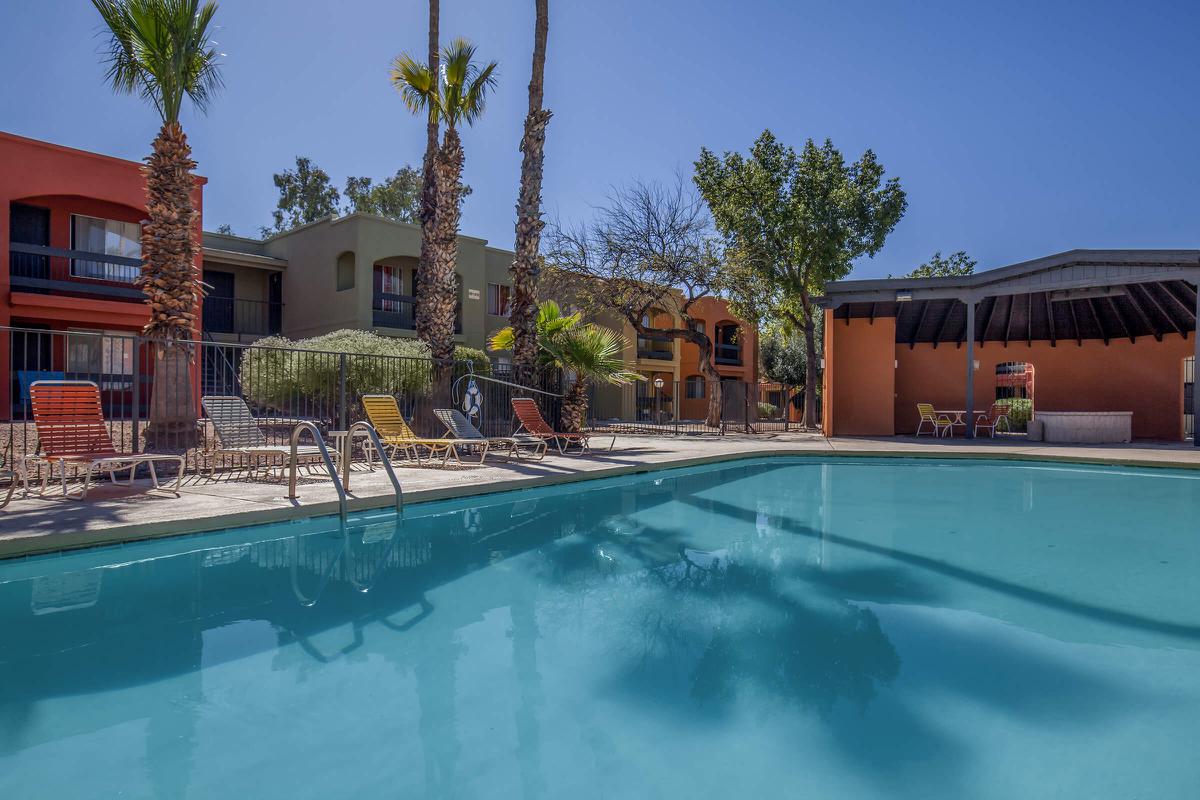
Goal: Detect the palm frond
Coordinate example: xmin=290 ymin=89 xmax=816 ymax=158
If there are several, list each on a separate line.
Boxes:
xmin=389 ymin=52 xmax=441 ymax=121
xmin=92 ymin=0 xmax=223 ymax=123
xmin=435 ymin=38 xmax=497 ymax=129
xmin=559 ymin=325 xmax=641 ymax=385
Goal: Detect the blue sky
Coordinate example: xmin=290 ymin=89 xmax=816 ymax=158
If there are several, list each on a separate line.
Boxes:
xmin=2 ymin=0 xmax=1198 ymax=278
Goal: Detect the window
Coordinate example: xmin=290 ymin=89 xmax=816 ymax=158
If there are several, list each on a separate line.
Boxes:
xmin=67 ymin=329 xmax=134 ymax=390
xmin=376 ymin=263 xmax=403 ymax=310
xmin=487 ymin=283 xmax=511 ymax=316
xmin=685 ymin=375 xmax=705 ymax=399
xmin=688 ymin=318 xmax=705 ymax=335
xmin=71 ymin=215 xmax=140 ymax=282
xmin=336 ymin=251 xmax=356 ymax=291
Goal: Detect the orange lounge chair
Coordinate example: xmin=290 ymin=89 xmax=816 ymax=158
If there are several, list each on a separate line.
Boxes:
xmin=510 ymin=397 xmax=613 ymax=455
xmin=26 ymin=380 xmax=183 ymax=499
xmin=974 ymin=403 xmax=1010 ymax=437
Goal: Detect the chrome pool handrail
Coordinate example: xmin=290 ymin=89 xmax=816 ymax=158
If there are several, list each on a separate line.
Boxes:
xmin=341 ymin=421 xmax=403 ymax=516
xmin=287 ymin=421 xmax=347 ymax=519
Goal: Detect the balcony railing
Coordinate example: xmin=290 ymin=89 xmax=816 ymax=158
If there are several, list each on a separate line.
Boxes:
xmin=637 ymin=330 xmax=674 ymax=360
xmin=372 ymin=291 xmax=461 ymax=334
xmin=715 ymin=343 xmax=742 ymax=365
xmin=202 ymin=297 xmax=283 ymax=338
xmin=8 ymin=243 xmax=143 ymax=300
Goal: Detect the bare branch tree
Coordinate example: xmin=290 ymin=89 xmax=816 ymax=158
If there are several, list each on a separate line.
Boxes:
xmin=544 ymin=176 xmax=729 ymax=426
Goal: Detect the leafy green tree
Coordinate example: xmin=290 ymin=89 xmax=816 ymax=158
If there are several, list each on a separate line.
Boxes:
xmin=343 ymin=167 xmax=471 ymax=223
xmin=264 ymin=156 xmax=340 ymax=236
xmin=902 ymin=250 xmax=975 ymax=278
xmin=490 ymin=301 xmax=640 ymax=431
xmin=694 ymin=130 xmax=906 ymax=428
xmin=214 ymin=223 xmax=234 ymax=235
xmin=93 ymin=0 xmax=223 ymax=450
xmin=761 ymin=329 xmax=815 ymax=389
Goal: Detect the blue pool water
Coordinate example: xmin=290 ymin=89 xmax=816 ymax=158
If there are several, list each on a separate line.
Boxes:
xmin=2 ymin=457 xmax=1200 ymax=799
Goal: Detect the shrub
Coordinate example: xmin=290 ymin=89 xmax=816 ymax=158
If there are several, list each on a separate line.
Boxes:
xmin=757 ymin=402 xmax=779 ymax=419
xmin=240 ymin=330 xmax=489 ymax=412
xmin=996 ymin=397 xmax=1032 ymax=432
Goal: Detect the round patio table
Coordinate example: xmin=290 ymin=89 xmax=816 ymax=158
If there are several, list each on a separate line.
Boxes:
xmin=934 ymin=410 xmax=989 ymax=437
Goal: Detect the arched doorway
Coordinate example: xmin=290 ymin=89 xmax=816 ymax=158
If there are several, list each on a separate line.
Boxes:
xmin=995 ymin=361 xmax=1034 ymax=432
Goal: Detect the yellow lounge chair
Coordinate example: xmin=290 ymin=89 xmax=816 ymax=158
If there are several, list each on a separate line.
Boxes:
xmin=361 ymin=395 xmax=488 ymax=466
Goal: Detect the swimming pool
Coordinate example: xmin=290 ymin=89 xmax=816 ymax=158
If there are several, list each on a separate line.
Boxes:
xmin=2 ymin=456 xmax=1199 ymax=799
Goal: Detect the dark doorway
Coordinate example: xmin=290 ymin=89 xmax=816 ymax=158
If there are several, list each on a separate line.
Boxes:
xmin=268 ymin=272 xmax=283 ymax=334
xmin=10 ymin=203 xmax=50 ymax=280
xmin=203 ymin=270 xmax=235 ymax=333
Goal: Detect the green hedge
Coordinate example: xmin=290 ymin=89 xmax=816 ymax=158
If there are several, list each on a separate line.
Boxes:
xmin=240 ymin=330 xmax=490 ymax=411
xmin=995 ymin=397 xmax=1032 ymax=432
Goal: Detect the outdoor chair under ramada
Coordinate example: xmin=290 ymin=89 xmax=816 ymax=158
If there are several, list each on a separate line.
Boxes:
xmin=201 ymin=396 xmax=333 ymax=477
xmin=974 ymin=403 xmax=1010 ymax=438
xmin=26 ymin=380 xmax=183 ymax=500
xmin=362 ymin=395 xmax=488 ymax=466
xmin=915 ymin=403 xmax=953 ymax=437
xmin=510 ymin=397 xmax=613 ymax=455
xmin=434 ymin=408 xmax=547 ymax=461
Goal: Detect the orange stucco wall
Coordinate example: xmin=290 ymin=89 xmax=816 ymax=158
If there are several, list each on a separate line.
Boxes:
xmin=1 ymin=132 xmax=206 ymax=414
xmin=823 ymin=312 xmax=897 ymax=436
xmin=0 ymin=131 xmax=205 ymax=330
xmin=824 ymin=306 xmax=1194 ymax=440
xmin=678 ymin=296 xmax=758 ymax=420
xmin=893 ymin=336 xmax=1192 ymax=440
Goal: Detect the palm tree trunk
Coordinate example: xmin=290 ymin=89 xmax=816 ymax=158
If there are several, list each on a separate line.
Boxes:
xmin=560 ymin=375 xmax=589 ymax=432
xmin=140 ymin=122 xmax=201 ymax=451
xmin=510 ymin=0 xmax=551 ymax=389
xmin=415 ymin=0 xmax=440 ymax=348
xmin=430 ymin=127 xmax=464 ymax=366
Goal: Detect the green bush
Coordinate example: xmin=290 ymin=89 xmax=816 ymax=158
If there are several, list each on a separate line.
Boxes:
xmin=240 ymin=330 xmax=489 ymax=412
xmin=995 ymin=397 xmax=1032 ymax=432
xmin=757 ymin=402 xmax=779 ymax=419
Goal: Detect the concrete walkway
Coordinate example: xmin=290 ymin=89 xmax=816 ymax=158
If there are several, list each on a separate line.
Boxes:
xmin=2 ymin=432 xmax=1198 ymax=559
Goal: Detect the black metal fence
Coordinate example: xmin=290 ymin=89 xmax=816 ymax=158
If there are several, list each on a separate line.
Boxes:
xmin=0 ymin=325 xmax=809 ymax=481
xmin=586 ymin=379 xmax=803 ymax=435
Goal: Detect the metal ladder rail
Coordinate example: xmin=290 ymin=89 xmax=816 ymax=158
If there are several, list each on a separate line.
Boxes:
xmin=341 ymin=421 xmax=404 ymax=515
xmin=288 ymin=421 xmax=348 ymax=519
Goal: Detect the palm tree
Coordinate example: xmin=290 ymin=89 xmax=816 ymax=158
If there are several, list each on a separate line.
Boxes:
xmin=510 ymin=0 xmax=551 ymax=388
xmin=391 ymin=39 xmax=497 ymax=369
xmin=490 ymin=301 xmax=641 ymax=431
xmin=416 ymin=0 xmax=439 ymax=350
xmin=93 ymin=0 xmax=222 ymax=450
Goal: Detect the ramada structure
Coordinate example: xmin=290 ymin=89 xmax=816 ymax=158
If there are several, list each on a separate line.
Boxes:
xmin=821 ymin=250 xmax=1200 ymax=444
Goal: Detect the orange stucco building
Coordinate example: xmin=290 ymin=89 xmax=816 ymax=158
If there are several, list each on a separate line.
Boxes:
xmin=1 ymin=131 xmax=205 ymax=415
xmin=822 ymin=250 xmax=1200 ymax=443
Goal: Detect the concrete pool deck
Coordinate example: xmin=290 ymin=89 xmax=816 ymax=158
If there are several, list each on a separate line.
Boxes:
xmin=2 ymin=432 xmax=1199 ymax=559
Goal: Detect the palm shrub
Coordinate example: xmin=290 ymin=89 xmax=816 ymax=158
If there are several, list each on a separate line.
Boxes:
xmin=490 ymin=301 xmax=640 ymax=431
xmin=93 ymin=0 xmax=222 ymax=450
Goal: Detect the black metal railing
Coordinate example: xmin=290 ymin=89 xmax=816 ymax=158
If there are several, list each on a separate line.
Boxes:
xmin=202 ymin=297 xmax=284 ymax=337
xmin=372 ymin=290 xmax=462 ymax=334
xmin=586 ymin=379 xmax=800 ymax=436
xmin=714 ymin=343 xmax=742 ymax=365
xmin=637 ymin=330 xmax=674 ymax=360
xmin=9 ymin=243 xmax=143 ymax=298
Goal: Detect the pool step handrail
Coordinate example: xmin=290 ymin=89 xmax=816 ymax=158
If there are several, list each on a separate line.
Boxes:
xmin=288 ymin=422 xmax=348 ymax=518
xmin=341 ymin=421 xmax=404 ymax=516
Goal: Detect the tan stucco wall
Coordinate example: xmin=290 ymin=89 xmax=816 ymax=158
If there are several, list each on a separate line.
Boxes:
xmin=256 ymin=214 xmax=512 ymax=349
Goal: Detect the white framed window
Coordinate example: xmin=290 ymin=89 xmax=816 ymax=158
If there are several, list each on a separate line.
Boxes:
xmin=487 ymin=283 xmax=511 ymax=316
xmin=71 ymin=215 xmax=141 ymax=282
